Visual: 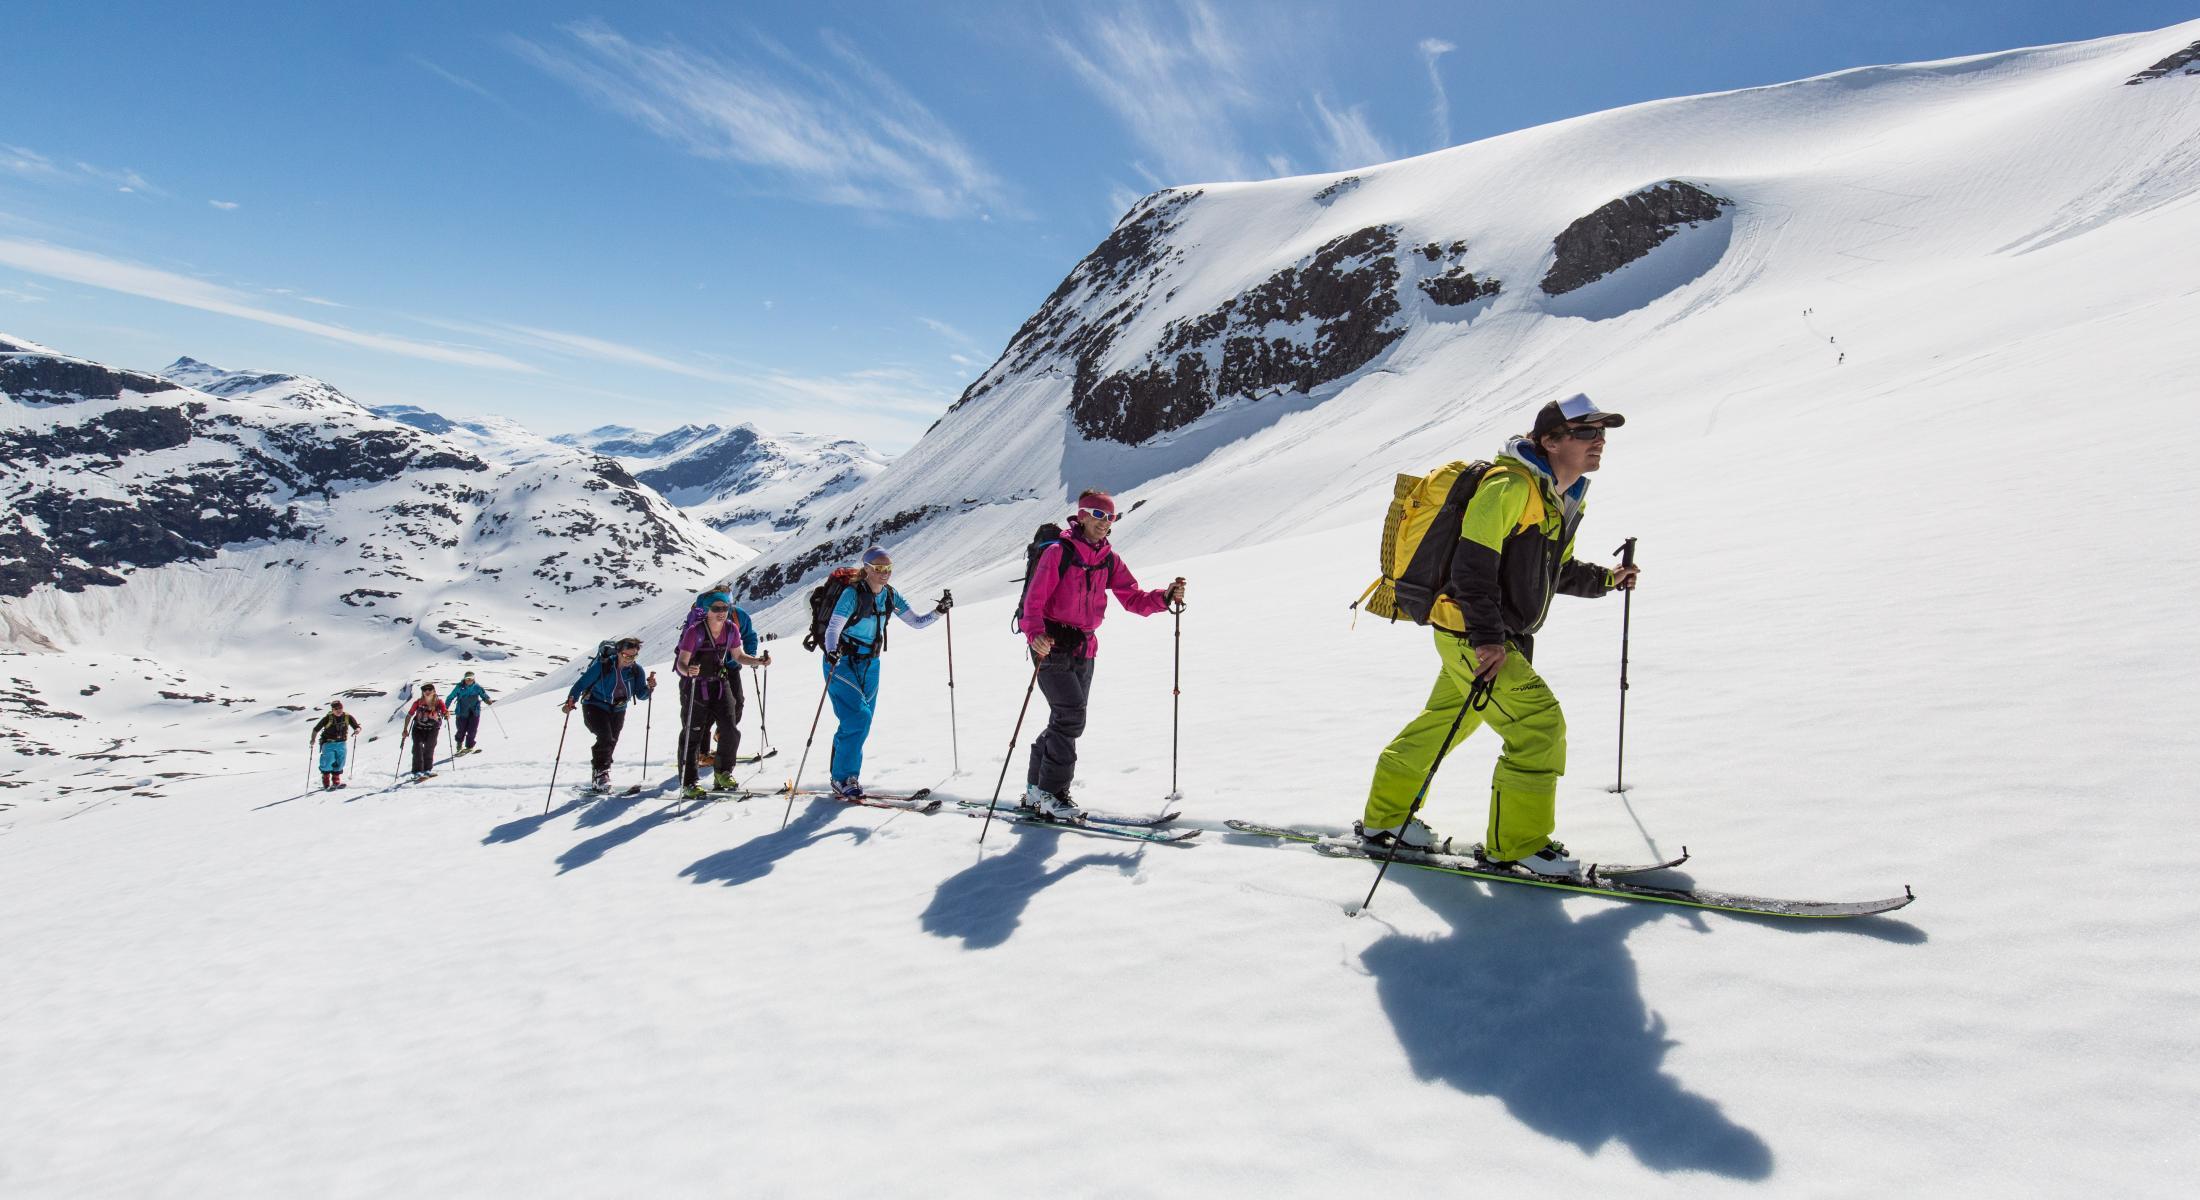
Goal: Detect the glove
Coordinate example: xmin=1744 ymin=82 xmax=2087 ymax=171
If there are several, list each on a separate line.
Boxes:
xmin=934 ymin=597 xmax=953 ymax=614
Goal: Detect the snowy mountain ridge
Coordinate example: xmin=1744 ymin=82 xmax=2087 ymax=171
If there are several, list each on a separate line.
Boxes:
xmin=725 ymin=20 xmax=2200 ymax=626
xmin=0 ymin=337 xmax=751 ymax=796
xmin=566 ymin=420 xmax=889 ymax=549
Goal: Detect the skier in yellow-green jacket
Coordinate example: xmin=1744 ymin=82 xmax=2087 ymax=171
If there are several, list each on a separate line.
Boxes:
xmin=1359 ymin=393 xmax=1642 ymax=878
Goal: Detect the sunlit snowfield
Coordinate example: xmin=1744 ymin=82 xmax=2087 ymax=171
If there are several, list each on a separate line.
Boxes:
xmin=6 ymin=22 xmax=2200 ymax=1197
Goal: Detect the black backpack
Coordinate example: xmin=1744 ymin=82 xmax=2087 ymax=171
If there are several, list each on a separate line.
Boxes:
xmin=803 ymin=567 xmax=891 ymax=658
xmin=1010 ymin=524 xmax=1115 ymax=645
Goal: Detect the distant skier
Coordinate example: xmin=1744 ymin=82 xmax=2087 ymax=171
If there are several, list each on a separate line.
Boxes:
xmin=1358 ymin=394 xmax=1640 ymax=877
xmin=675 ymin=591 xmax=772 ymax=799
xmin=446 ymin=672 xmax=493 ymax=755
xmin=311 ymin=700 xmax=362 ymax=790
xmin=405 ymin=684 xmax=450 ymax=780
xmin=562 ymin=637 xmax=655 ymax=792
xmin=817 ymin=548 xmax=948 ymax=798
xmin=1017 ymin=490 xmax=1185 ymax=820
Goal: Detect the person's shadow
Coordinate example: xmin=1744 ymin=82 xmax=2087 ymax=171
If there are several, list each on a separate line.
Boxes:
xmin=555 ymin=797 xmax=700 ymax=874
xmin=1360 ymin=866 xmax=1919 ymax=1178
xmin=482 ymin=795 xmax=592 ymax=845
xmin=920 ymin=828 xmax=1141 ymax=950
xmin=680 ymin=801 xmax=866 ymax=888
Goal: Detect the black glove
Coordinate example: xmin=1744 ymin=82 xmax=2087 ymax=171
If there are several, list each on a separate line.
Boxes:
xmin=934 ymin=598 xmax=953 ymax=614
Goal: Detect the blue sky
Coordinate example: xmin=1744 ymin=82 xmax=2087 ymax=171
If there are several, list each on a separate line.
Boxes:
xmin=3 ymin=1 xmax=2190 ymax=451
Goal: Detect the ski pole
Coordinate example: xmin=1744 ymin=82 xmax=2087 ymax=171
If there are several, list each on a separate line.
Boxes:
xmin=1357 ymin=655 xmax=1495 ymax=915
xmin=641 ymin=692 xmax=652 ymax=783
xmin=1166 ymin=599 xmax=1184 ymax=811
xmin=443 ymin=713 xmax=456 ymax=772
xmin=489 ymin=701 xmax=508 ymax=739
xmin=781 ymin=667 xmax=834 ymax=830
xmin=307 ymin=739 xmax=316 ymax=789
xmin=979 ymin=664 xmax=1042 ymax=845
xmin=1610 ymin=537 xmax=1637 ymax=795
xmin=941 ymin=591 xmax=960 ymax=774
xmin=759 ymin=658 xmax=772 ymax=751
xmin=544 ymin=706 xmax=573 ymax=813
xmin=394 ymin=725 xmax=408 ymax=785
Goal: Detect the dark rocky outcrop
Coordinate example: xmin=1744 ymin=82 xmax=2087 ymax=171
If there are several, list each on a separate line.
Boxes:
xmin=634 ymin=426 xmax=765 ymax=493
xmin=2126 ymin=41 xmax=2200 ymax=84
xmin=948 ymin=189 xmax=1202 ymax=421
xmin=1 ymin=353 xmax=178 ymax=405
xmin=1416 ymin=240 xmax=1503 ymax=307
xmin=1314 ymin=175 xmax=1362 ymax=203
xmin=1540 ymin=181 xmax=1733 ymax=296
xmin=1 ymin=465 xmax=307 ymax=596
xmin=1071 ymin=224 xmax=1407 ymax=445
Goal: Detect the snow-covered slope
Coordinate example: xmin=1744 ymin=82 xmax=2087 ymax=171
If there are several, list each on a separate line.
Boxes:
xmin=4 ymin=23 xmax=2200 ymax=1198
xmin=569 ymin=422 xmax=887 ymax=548
xmin=1 ymin=339 xmax=751 ymax=802
xmin=730 ymin=21 xmax=2200 ymax=625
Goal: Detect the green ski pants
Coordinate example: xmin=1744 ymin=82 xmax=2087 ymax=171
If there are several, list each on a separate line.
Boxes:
xmin=1363 ymin=629 xmax=1568 ymax=861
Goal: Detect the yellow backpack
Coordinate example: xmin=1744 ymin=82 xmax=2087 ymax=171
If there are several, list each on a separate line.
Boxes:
xmin=1352 ymin=460 xmax=1518 ymax=633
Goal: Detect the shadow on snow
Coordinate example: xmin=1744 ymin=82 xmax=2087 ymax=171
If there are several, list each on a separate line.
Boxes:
xmin=920 ymin=825 xmax=1141 ymax=950
xmin=481 ymin=795 xmax=591 ymax=845
xmin=555 ymin=796 xmax=705 ymax=874
xmin=679 ymin=800 xmax=866 ymax=888
xmin=1360 ymin=867 xmax=1923 ymax=1179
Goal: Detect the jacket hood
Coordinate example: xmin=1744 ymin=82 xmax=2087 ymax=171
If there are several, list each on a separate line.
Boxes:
xmin=1501 ymin=437 xmax=1590 ymax=504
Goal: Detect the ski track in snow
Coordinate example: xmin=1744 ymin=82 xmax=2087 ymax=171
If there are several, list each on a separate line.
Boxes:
xmin=7 ymin=21 xmax=2200 ymax=1198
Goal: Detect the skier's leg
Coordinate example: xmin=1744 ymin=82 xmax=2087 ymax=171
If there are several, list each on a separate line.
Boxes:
xmin=1029 ymin=655 xmax=1091 ymax=795
xmin=825 ymin=659 xmax=869 ymax=781
xmin=710 ymin=688 xmax=738 ymax=773
xmin=1479 ymin=648 xmax=1568 ymax=861
xmin=1362 ymin=631 xmax=1485 ymax=830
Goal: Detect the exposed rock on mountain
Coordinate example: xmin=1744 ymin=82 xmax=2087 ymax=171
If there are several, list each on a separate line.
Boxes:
xmin=2126 ymin=40 xmax=2200 ymax=83
xmin=2 ymin=337 xmax=743 ymax=621
xmin=1072 ymin=224 xmax=1406 ymax=445
xmin=1539 ymin=181 xmax=1733 ymax=297
xmin=2 ymin=338 xmax=178 ymax=404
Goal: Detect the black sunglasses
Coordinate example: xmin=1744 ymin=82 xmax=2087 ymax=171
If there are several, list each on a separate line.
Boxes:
xmin=708 ymin=604 xmax=730 ymax=612
xmin=1561 ymin=423 xmax=1612 ymax=441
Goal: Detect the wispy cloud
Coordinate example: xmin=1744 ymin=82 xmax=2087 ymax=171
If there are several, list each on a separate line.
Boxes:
xmin=2 ymin=145 xmax=162 ymax=195
xmin=917 ymin=316 xmax=978 ymax=349
xmin=0 ymin=236 xmax=534 ymax=372
xmin=511 ymin=20 xmax=1007 ymax=220
xmin=2 ymin=145 xmax=67 ymax=182
xmin=1052 ymin=0 xmax=1261 ymax=184
xmin=0 ymin=286 xmax=46 ymax=303
xmin=1419 ymin=38 xmax=1456 ymax=149
xmin=209 ymin=199 xmax=240 ymax=210
xmin=1308 ymin=93 xmax=1393 ymax=171
xmin=411 ymin=53 xmax=523 ymax=117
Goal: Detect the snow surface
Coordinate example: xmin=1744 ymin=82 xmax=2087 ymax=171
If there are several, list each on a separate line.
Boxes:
xmin=5 ymin=20 xmax=2200 ymax=1198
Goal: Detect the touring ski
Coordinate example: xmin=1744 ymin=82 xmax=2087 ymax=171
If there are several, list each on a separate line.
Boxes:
xmin=792 ymin=787 xmax=942 ymax=813
xmin=970 ymin=806 xmax=1200 ymax=845
xmin=952 ymin=799 xmax=1180 ymax=828
xmin=1225 ymin=821 xmax=1911 ymax=919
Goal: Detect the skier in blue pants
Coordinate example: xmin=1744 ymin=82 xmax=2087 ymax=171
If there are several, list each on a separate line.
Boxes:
xmin=818 ymin=546 xmax=950 ymax=798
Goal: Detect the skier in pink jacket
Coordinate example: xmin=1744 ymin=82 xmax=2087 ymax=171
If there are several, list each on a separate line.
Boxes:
xmin=1017 ymin=489 xmax=1186 ymax=819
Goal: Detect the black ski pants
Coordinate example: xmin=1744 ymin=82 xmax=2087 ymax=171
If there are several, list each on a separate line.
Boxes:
xmin=410 ymin=720 xmax=440 ymax=774
xmin=583 ymin=703 xmax=626 ymax=775
xmin=1027 ymin=652 xmax=1094 ymax=796
xmin=455 ymin=709 xmax=481 ymax=750
xmin=682 ymin=673 xmax=743 ymax=786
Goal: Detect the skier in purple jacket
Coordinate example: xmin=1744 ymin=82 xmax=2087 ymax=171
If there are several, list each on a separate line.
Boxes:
xmin=1016 ymin=489 xmax=1185 ymax=819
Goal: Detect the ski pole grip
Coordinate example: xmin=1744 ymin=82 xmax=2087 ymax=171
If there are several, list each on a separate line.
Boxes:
xmin=1616 ymin=537 xmax=1637 ymax=568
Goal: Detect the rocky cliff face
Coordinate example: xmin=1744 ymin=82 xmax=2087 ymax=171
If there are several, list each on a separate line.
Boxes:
xmin=1539 ymin=181 xmax=1733 ymax=296
xmin=2126 ymin=40 xmax=2200 ymax=84
xmin=0 ymin=338 xmax=740 ymax=618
